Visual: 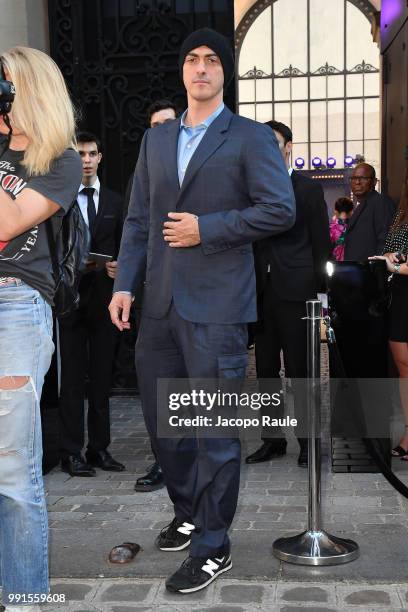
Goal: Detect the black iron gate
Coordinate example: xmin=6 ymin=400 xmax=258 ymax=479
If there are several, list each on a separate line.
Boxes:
xmin=48 ymin=0 xmax=235 ymax=194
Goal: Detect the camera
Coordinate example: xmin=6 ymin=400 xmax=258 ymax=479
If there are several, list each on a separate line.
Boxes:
xmin=0 ymin=79 xmax=15 ymax=115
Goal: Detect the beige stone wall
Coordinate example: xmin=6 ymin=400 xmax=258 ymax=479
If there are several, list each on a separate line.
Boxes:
xmin=234 ymin=0 xmax=381 ymax=28
xmin=0 ymin=0 xmax=49 ymax=53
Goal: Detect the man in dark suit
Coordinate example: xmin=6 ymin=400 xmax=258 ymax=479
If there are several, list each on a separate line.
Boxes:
xmin=59 ymin=131 xmax=125 ymax=477
xmin=109 ymin=29 xmax=295 ymax=593
xmin=246 ymin=121 xmax=330 ymax=467
xmin=332 ymin=162 xmax=395 ymax=451
xmin=344 ymin=163 xmax=395 ymax=260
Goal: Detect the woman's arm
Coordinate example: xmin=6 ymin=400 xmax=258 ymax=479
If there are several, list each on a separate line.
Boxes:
xmin=0 ymin=187 xmax=60 ymax=241
xmin=370 ymin=254 xmax=408 ymax=275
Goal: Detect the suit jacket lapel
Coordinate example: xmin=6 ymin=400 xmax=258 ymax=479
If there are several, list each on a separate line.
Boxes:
xmin=347 ymin=196 xmax=368 ymax=231
xmin=177 ymin=107 xmax=233 ymax=204
xmin=161 ymin=118 xmax=181 ymax=192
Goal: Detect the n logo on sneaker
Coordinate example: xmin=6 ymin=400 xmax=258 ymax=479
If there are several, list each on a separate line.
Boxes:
xmin=202 ymin=557 xmax=223 ymax=577
xmin=177 ymin=522 xmax=195 ymax=536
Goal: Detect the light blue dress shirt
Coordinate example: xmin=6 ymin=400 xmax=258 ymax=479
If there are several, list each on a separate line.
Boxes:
xmin=177 ymin=103 xmax=225 ymax=186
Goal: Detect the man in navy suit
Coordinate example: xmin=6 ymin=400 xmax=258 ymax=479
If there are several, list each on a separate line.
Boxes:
xmin=109 ymin=28 xmax=295 ymax=593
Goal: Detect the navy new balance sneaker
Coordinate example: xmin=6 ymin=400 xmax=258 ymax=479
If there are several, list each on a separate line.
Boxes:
xmin=166 ymin=554 xmax=232 ymax=593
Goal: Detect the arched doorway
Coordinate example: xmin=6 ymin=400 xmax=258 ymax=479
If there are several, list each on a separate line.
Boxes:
xmin=236 ymin=0 xmax=380 ymax=173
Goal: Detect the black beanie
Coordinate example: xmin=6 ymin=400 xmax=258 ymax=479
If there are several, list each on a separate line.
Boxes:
xmin=179 ymin=28 xmax=235 ymax=88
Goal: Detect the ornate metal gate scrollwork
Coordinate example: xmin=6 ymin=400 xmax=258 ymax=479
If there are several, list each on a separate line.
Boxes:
xmin=48 ymin=0 xmax=235 ymax=393
xmin=49 ymin=0 xmax=235 ymax=194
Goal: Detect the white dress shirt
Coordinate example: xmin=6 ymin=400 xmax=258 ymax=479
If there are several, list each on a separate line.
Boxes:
xmin=77 ymin=176 xmax=100 ymax=228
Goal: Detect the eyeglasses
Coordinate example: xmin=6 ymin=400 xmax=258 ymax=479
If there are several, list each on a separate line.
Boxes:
xmin=349 ymin=176 xmax=375 ymax=182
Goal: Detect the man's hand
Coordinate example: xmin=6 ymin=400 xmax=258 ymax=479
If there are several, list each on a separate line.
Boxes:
xmin=163 ymin=212 xmax=200 ymax=248
xmin=106 ymin=260 xmax=118 ymax=279
xmin=109 ymin=292 xmax=133 ymax=331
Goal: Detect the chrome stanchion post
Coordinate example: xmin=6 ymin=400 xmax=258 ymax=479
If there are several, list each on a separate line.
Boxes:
xmin=272 ymin=300 xmax=359 ymax=565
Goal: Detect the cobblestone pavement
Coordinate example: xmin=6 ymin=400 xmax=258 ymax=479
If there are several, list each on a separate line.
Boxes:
xmin=2 ymin=348 xmax=408 ymax=611
xmin=40 ymin=576 xmax=408 ymax=611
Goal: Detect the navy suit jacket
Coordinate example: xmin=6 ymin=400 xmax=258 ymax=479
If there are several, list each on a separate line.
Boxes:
xmin=114 ymin=107 xmax=296 ymax=324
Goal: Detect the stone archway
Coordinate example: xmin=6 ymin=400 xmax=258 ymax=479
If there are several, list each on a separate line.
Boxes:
xmin=234 ymin=0 xmax=381 ymax=28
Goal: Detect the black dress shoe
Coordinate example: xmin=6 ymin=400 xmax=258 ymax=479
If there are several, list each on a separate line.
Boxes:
xmin=86 ymin=450 xmax=125 ymax=472
xmin=61 ymin=454 xmax=96 ymax=477
xmin=135 ymin=461 xmax=165 ymax=492
xmin=245 ymin=439 xmax=287 ymax=464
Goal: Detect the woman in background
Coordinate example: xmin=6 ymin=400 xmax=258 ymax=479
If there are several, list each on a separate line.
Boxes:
xmin=370 ymin=167 xmax=408 ymax=458
xmin=330 ymin=196 xmax=354 ymax=261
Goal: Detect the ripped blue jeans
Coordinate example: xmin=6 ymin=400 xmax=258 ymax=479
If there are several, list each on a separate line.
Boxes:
xmin=0 ymin=280 xmax=54 ymax=605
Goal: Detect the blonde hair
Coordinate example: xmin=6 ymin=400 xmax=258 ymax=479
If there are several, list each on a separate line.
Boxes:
xmin=1 ymin=46 xmax=76 ymax=176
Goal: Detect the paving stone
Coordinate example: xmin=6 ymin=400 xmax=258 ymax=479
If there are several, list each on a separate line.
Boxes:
xmin=258 ymin=506 xmax=307 ymax=513
xmin=219 ymin=584 xmax=265 ymax=604
xmin=232 ymin=520 xmax=252 ymax=530
xmin=279 ymin=586 xmax=329 ymax=603
xmin=112 ymin=608 xmax=151 ymax=612
xmin=344 ymin=589 xmax=391 ymax=606
xmin=50 ymin=512 xmax=87 ymax=520
xmin=236 ymin=504 xmax=260 ymax=512
xmin=51 ymin=582 xmax=93 ymax=601
xmin=100 ymin=583 xmax=153 ymax=602
xmin=196 ymin=608 xmax=246 ymax=612
xmin=109 ymin=474 xmax=145 ymax=481
xmin=75 ymin=504 xmax=121 ymax=513
xmin=156 ymin=582 xmax=209 ymax=603
xmin=51 ymin=520 xmax=96 ymax=529
xmin=279 ymin=608 xmax=337 ymax=612
xmin=54 ymin=495 xmax=108 ymax=505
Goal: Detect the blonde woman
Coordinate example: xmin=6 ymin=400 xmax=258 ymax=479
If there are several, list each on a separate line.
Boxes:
xmin=0 ymin=47 xmax=81 ymax=611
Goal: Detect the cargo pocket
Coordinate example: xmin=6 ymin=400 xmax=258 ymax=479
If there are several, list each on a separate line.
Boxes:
xmin=217 ymin=353 xmax=248 ymax=379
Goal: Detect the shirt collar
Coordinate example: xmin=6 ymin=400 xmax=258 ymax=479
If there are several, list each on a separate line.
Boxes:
xmin=80 ymin=175 xmax=100 ymax=195
xmin=288 ymin=167 xmax=293 ymax=176
xmin=179 ymin=102 xmax=225 ymax=131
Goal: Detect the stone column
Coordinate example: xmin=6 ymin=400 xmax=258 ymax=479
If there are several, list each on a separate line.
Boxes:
xmin=0 ymin=0 xmax=49 ymax=52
